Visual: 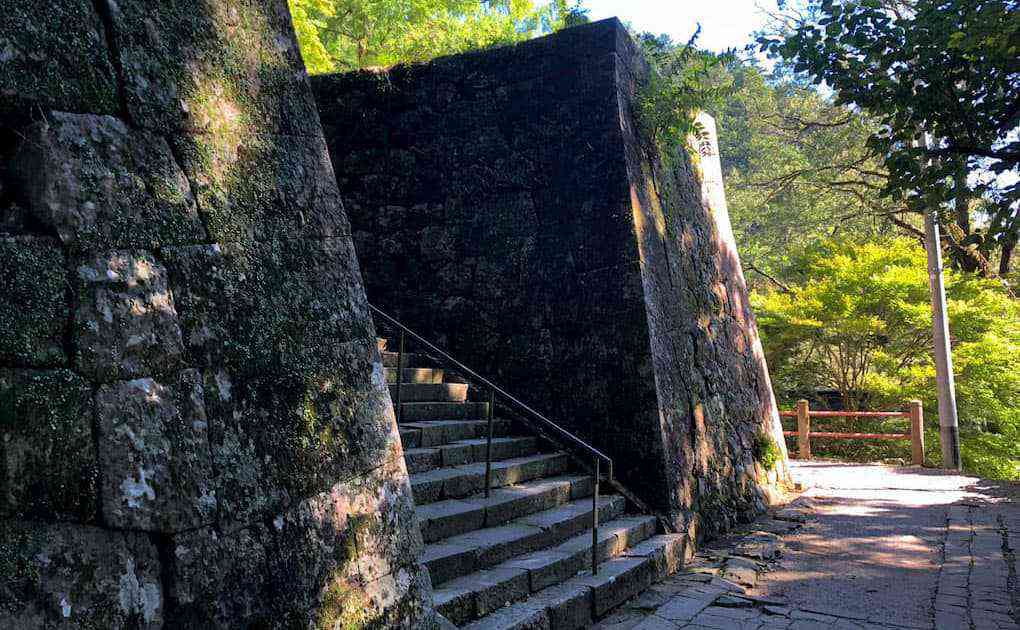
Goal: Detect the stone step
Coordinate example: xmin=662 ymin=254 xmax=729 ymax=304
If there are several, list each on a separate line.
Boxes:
xmin=411 ymin=453 xmax=572 ymax=505
xmin=416 ymin=474 xmax=591 ymax=543
xmin=404 ymin=436 xmax=541 ymax=475
xmin=381 ymin=350 xmax=428 ymax=367
xmin=434 ymin=514 xmax=665 ymax=626
xmin=389 ymin=382 xmax=469 ymax=403
xmin=422 ymin=494 xmax=626 ymax=587
xmin=400 ymin=401 xmax=489 ymax=421
xmin=386 ymin=367 xmax=445 ymax=384
xmin=399 ymin=419 xmax=514 ymax=450
xmin=458 ymin=533 xmax=686 ymax=630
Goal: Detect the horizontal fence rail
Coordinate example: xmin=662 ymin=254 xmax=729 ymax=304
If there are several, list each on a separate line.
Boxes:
xmin=779 ymin=399 xmax=925 ymax=465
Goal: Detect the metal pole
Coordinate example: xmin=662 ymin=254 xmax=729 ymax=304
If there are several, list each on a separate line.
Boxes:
xmin=592 ymin=457 xmax=600 ymax=575
xmin=924 ymin=212 xmax=962 ymax=470
xmin=395 ymin=330 xmax=404 ymax=424
xmin=483 ymin=388 xmax=495 ymax=499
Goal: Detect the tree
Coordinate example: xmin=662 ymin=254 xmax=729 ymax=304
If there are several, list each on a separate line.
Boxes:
xmin=758 ymin=0 xmax=1020 ymax=281
xmin=753 ymin=237 xmax=1020 ymax=477
xmin=288 ymin=0 xmax=582 ymax=73
xmin=711 ymin=59 xmax=890 ymax=289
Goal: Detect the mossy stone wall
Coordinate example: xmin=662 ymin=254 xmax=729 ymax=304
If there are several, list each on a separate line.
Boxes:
xmin=313 ymin=19 xmax=789 ymax=541
xmin=0 ymin=1 xmax=433 ymax=628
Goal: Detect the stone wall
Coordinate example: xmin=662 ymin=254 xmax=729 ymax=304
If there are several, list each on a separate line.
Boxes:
xmin=0 ymin=1 xmax=432 ymax=628
xmin=313 ymin=18 xmax=789 ymax=540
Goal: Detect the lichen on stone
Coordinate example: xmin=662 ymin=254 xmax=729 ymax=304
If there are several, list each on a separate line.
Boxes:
xmin=12 ymin=113 xmax=206 ymax=252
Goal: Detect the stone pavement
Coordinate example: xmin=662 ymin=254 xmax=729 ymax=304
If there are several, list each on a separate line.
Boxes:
xmin=592 ymin=461 xmax=1019 ymax=630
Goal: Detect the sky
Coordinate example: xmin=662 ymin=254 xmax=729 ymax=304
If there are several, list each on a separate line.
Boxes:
xmin=581 ymin=0 xmax=780 ymax=53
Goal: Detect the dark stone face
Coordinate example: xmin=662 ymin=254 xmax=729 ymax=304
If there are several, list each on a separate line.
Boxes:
xmin=0 ymin=237 xmax=68 ymax=367
xmin=313 ymin=18 xmax=788 ymax=536
xmin=0 ymin=0 xmax=119 ymax=117
xmin=0 ymin=369 xmax=97 ymax=523
xmin=0 ymin=0 xmax=433 ymax=626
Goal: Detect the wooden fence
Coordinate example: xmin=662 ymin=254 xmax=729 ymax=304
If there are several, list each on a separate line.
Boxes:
xmin=779 ymin=399 xmax=925 ymax=465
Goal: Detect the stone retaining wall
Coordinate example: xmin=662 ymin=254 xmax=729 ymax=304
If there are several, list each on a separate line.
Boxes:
xmin=0 ymin=1 xmax=432 ymax=627
xmin=313 ymin=18 xmax=789 ymax=542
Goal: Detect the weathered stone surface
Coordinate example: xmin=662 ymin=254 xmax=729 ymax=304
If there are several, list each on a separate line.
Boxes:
xmin=171 ymin=132 xmax=348 ymax=242
xmin=0 ymin=369 xmax=96 ymax=522
xmin=0 ymin=521 xmax=162 ymax=628
xmin=313 ymin=18 xmax=789 ymax=534
xmin=0 ymin=237 xmax=67 ymax=366
xmin=167 ymin=524 xmax=273 ymax=628
xmin=202 ymin=356 xmax=397 ymax=529
xmin=266 ymin=452 xmax=429 ymax=628
xmin=13 ymin=113 xmax=206 ymax=252
xmin=2 ymin=0 xmax=436 ymax=625
xmin=74 ymin=249 xmax=187 ymax=382
xmin=0 ymin=0 xmax=118 ymax=116
xmin=163 ymin=237 xmax=371 ymax=374
xmin=101 ymin=0 xmax=319 ymax=137
xmin=96 ymin=370 xmax=217 ymax=532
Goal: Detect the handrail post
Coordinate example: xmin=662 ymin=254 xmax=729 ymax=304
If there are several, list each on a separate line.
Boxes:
xmin=483 ymin=388 xmax=495 ymax=499
xmin=797 ymin=399 xmax=811 ymax=460
xmin=592 ymin=456 xmax=600 ymax=575
xmin=395 ymin=330 xmax=405 ymax=424
xmin=909 ymin=400 xmax=924 ymax=466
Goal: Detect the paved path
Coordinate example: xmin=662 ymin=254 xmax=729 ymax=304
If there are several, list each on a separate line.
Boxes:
xmin=594 ymin=461 xmax=1019 ymax=630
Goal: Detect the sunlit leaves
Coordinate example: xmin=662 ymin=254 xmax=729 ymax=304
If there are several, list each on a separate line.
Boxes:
xmin=288 ymin=0 xmax=581 ymax=72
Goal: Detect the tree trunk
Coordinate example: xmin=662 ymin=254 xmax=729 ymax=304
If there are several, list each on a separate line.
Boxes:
xmin=951 ymin=166 xmax=980 ymax=273
xmin=1000 ymin=235 xmax=1016 ymax=278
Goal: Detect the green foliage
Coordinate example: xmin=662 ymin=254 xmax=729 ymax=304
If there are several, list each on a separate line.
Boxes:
xmin=635 ymin=30 xmax=736 ymax=162
xmin=754 ymin=430 xmax=782 ymax=471
xmin=759 ymin=0 xmax=1020 ymax=280
xmin=712 ymin=59 xmax=888 ymax=286
xmin=754 ymin=237 xmax=1020 ymax=478
xmin=288 ymin=0 xmax=582 ymax=73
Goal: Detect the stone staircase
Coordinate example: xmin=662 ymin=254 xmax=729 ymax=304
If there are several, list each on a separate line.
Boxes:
xmin=379 ymin=339 xmax=687 ymax=629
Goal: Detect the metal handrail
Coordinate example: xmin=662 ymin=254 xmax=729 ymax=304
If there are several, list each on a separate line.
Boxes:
xmin=370 ymin=303 xmax=613 ymax=574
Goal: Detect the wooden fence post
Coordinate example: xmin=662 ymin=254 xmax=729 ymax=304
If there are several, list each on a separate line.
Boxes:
xmin=796 ymin=399 xmax=811 ymax=460
xmin=909 ymin=400 xmax=924 ymax=466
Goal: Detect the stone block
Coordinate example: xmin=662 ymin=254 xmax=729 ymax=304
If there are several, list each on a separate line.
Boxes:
xmin=202 ymin=360 xmax=398 ymax=529
xmin=13 ymin=113 xmax=206 ymax=251
xmin=0 ymin=521 xmax=162 ymax=628
xmin=95 ymin=370 xmax=217 ymax=532
xmin=0 ymin=0 xmax=118 ymax=116
xmin=162 ymin=238 xmax=371 ymax=374
xmin=266 ymin=480 xmax=365 ymax=624
xmin=265 ymin=446 xmax=428 ymax=623
xmin=167 ymin=524 xmax=273 ymax=628
xmin=346 ymin=453 xmax=426 ymax=583
xmin=265 ymin=465 xmax=430 ymax=628
xmin=73 ymin=249 xmax=187 ymax=382
xmin=0 ymin=237 xmax=67 ymax=366
xmin=102 ymin=0 xmax=319 ymax=137
xmin=171 ymin=132 xmax=348 ymax=242
xmin=358 ymin=564 xmax=435 ymax=630
xmin=0 ymin=369 xmax=96 ymax=522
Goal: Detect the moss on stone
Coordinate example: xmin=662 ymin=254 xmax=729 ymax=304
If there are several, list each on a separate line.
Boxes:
xmin=753 ymin=430 xmax=781 ymax=471
xmin=162 ymin=239 xmax=372 ymax=376
xmin=0 ymin=237 xmax=68 ymax=367
xmin=315 ymin=578 xmax=377 ymax=630
xmin=14 ymin=114 xmax=207 ymax=253
xmin=103 ymin=0 xmax=318 ymax=137
xmin=0 ymin=0 xmax=118 ymax=116
xmin=0 ymin=522 xmax=163 ymax=627
xmin=0 ymin=369 xmax=96 ymax=522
